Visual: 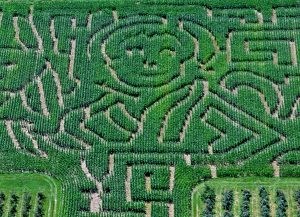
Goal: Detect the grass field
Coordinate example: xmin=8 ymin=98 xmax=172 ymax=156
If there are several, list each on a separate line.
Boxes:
xmin=0 ymin=0 xmax=299 ymax=216
xmin=192 ymin=178 xmax=300 ymax=217
xmin=0 ymin=173 xmax=61 ymax=217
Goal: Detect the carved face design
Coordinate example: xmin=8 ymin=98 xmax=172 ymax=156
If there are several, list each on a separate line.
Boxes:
xmin=97 ymin=16 xmax=217 ymax=88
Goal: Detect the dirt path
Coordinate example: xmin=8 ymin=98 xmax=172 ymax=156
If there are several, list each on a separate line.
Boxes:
xmin=80 ymin=155 xmax=114 ymax=212
xmin=21 ymin=123 xmax=48 ymax=158
xmin=71 ymin=18 xmax=76 ymax=30
xmin=50 ymin=19 xmax=59 ymax=54
xmin=184 ymin=154 xmax=191 ymax=166
xmin=0 ymin=12 xmax=3 ymax=26
xmin=80 ymin=160 xmax=102 ymax=212
xmin=20 ymin=89 xmax=33 ymax=113
xmin=181 ymin=81 xmax=209 ymax=143
xmin=168 ymin=203 xmax=174 ymax=217
xmin=13 ymin=17 xmax=28 ymax=51
xmin=125 ymin=166 xmax=132 ymax=202
xmin=272 ymin=160 xmax=280 ymax=177
xmin=290 ymin=41 xmax=298 ymax=66
xmin=272 ymin=9 xmax=277 ymax=24
xmin=226 ymin=32 xmax=232 ymax=63
xmin=112 ymin=10 xmax=118 ymax=22
xmin=256 ymin=10 xmax=263 ymax=24
xmin=209 ymin=165 xmax=217 ymax=178
xmin=162 ymin=17 xmax=167 ymax=25
xmin=46 ymin=61 xmax=64 ymax=108
xmin=145 ymin=202 xmax=151 ymax=217
xmin=87 ymin=13 xmax=92 ymax=30
xmin=207 ymin=8 xmax=212 ymax=17
xmin=29 ymin=6 xmax=43 ymax=53
xmin=5 ymin=120 xmax=21 ymax=149
xmin=169 ymin=166 xmax=175 ymax=192
xmin=273 ymin=51 xmax=278 ymax=65
xmin=36 ymin=76 xmax=49 ymax=116
xmin=178 ymin=20 xmax=183 ymax=30
xmin=159 ymin=82 xmax=197 ymax=143
xmin=145 ymin=175 xmax=151 ymax=192
xmin=291 ymin=97 xmax=300 ymax=119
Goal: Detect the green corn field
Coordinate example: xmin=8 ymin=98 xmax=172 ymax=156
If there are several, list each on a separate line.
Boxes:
xmin=0 ymin=0 xmax=299 ymax=216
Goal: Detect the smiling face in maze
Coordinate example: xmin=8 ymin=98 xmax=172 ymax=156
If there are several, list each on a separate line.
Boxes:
xmin=104 ymin=22 xmax=195 ymax=88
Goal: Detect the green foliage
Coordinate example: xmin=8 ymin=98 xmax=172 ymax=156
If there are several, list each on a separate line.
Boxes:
xmin=259 ymin=187 xmax=270 ymax=217
xmin=294 ymin=190 xmax=300 ymax=217
xmin=193 ymin=178 xmax=300 ymax=217
xmin=222 ymin=190 xmax=234 ymax=217
xmin=276 ymin=190 xmax=288 ymax=217
xmin=0 ymin=1 xmax=299 ymax=217
xmin=0 ymin=174 xmax=59 ymax=217
xmin=35 ymin=193 xmax=46 ymax=217
xmin=9 ymin=194 xmax=19 ymax=217
xmin=0 ymin=192 xmax=5 ymax=217
xmin=201 ymin=185 xmax=216 ymax=217
xmin=22 ymin=193 xmax=32 ymax=217
xmin=240 ymin=190 xmax=251 ymax=217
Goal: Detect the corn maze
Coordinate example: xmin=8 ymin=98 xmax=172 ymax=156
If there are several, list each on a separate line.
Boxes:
xmin=0 ymin=0 xmax=299 ymax=216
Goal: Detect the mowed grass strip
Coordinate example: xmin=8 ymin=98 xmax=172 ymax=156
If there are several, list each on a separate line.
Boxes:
xmin=192 ymin=177 xmax=300 ymax=217
xmin=0 ymin=173 xmax=61 ymax=217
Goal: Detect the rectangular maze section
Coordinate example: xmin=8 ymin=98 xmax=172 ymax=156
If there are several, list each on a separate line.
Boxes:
xmin=0 ymin=174 xmax=59 ymax=217
xmin=192 ymin=178 xmax=300 ymax=217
